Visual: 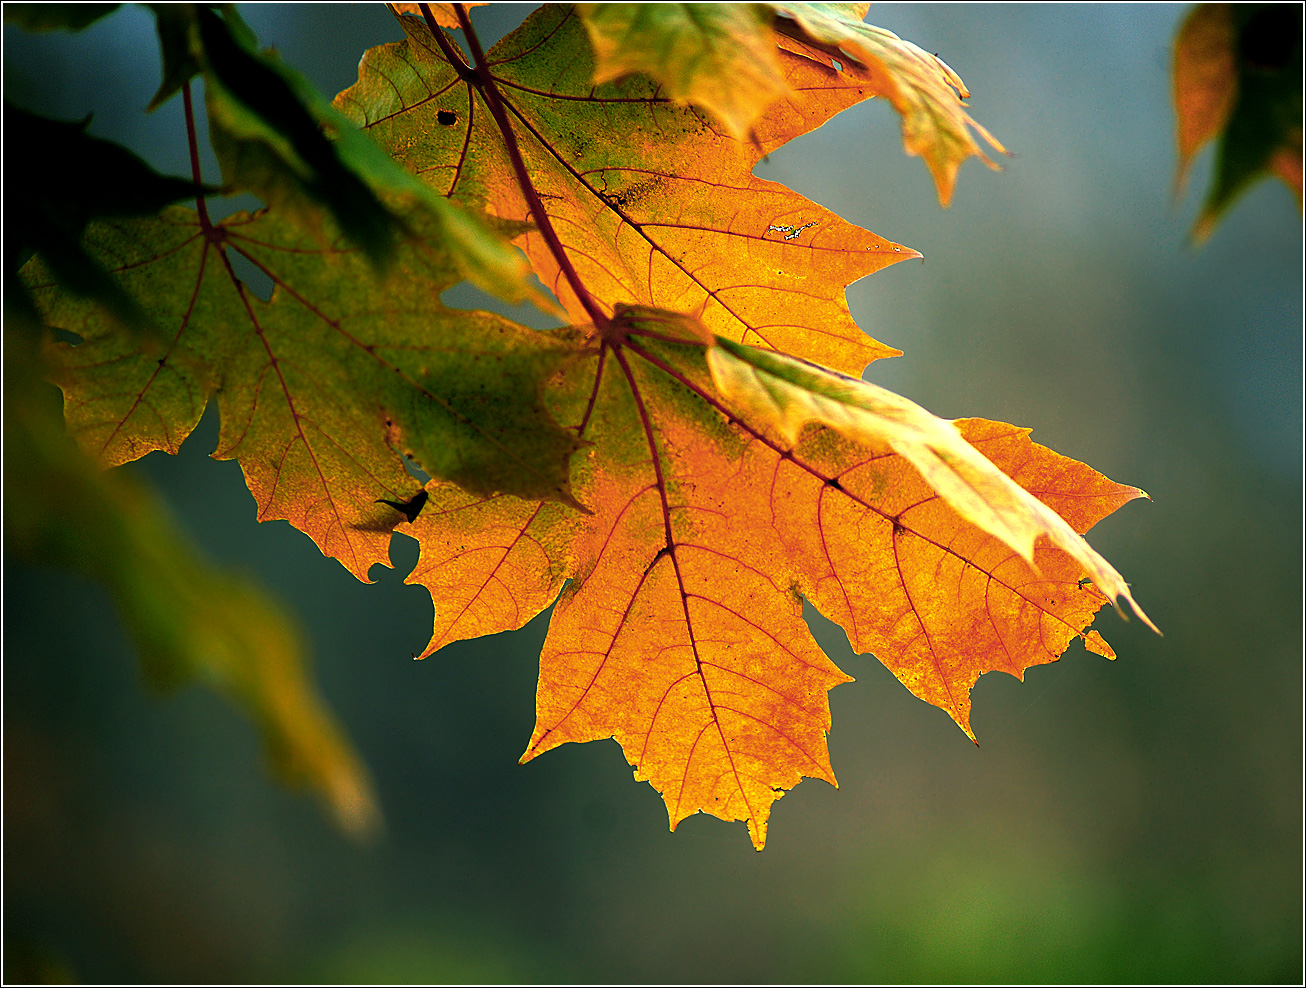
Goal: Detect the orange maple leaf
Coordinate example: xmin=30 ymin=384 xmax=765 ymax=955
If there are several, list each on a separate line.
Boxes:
xmin=27 ymin=3 xmax=1155 ymax=849
xmin=338 ymin=4 xmax=917 ymax=376
xmin=387 ymin=306 xmax=1150 ymax=849
xmin=342 ymin=6 xmax=1152 ymax=848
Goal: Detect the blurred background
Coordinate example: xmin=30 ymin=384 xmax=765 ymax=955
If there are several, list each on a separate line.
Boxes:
xmin=4 ymin=3 xmax=1301 ymax=982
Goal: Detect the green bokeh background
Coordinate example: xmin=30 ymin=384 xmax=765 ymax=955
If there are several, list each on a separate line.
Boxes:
xmin=4 ymin=3 xmax=1301 ymax=982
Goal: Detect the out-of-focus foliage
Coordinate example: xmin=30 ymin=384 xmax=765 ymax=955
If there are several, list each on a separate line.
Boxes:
xmin=1173 ymin=2 xmax=1303 ymax=241
xmin=4 ymin=321 xmax=379 ymax=836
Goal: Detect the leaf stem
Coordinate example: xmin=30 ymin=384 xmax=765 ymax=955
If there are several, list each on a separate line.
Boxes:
xmin=181 ymin=81 xmax=213 ymax=232
xmin=442 ymin=2 xmax=611 ymax=335
xmin=419 ymin=4 xmax=477 ymax=81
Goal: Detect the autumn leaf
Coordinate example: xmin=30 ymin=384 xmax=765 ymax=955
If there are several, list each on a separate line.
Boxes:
xmin=143 ymin=4 xmax=536 ymax=298
xmin=1173 ymin=3 xmax=1303 ymax=240
xmin=574 ymin=2 xmax=1005 ymax=203
xmin=23 ymin=3 xmax=1155 ymax=850
xmin=29 ymin=204 xmax=583 ymax=583
xmin=706 ymin=335 xmax=1155 ymax=635
xmin=576 ymin=3 xmax=790 ymax=140
xmin=389 ymin=2 xmax=487 ymax=29
xmin=337 ymin=3 xmax=917 ymax=377
xmin=773 ymin=2 xmax=1007 ymax=205
xmin=381 ymin=301 xmax=1148 ymax=848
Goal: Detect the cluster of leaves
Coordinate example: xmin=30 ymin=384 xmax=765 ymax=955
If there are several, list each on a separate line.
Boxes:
xmin=12 ymin=2 xmax=1157 ymax=849
xmin=1172 ymin=2 xmax=1303 ymax=240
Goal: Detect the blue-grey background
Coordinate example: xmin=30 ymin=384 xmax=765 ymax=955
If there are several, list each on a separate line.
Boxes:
xmin=4 ymin=4 xmax=1301 ymax=982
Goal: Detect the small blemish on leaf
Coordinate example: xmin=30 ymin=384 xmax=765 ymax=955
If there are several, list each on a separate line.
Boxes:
xmin=767 ymin=221 xmax=817 ymax=241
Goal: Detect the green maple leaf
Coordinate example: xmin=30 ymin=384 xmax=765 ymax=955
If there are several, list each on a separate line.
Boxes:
xmin=28 ymin=204 xmax=584 ymax=583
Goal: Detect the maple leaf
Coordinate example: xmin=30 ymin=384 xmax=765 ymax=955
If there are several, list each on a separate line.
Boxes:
xmin=23 ymin=3 xmax=1156 ymax=850
xmin=575 ymin=2 xmax=790 ymax=141
xmin=1173 ymin=3 xmax=1303 ymax=240
xmin=388 ymin=302 xmax=1148 ymax=848
xmin=335 ymin=3 xmax=918 ymax=376
xmin=29 ymin=204 xmax=583 ymax=583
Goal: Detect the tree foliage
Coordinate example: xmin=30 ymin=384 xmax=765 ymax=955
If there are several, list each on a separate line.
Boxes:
xmin=1173 ymin=2 xmax=1303 ymax=241
xmin=11 ymin=2 xmax=1162 ymax=849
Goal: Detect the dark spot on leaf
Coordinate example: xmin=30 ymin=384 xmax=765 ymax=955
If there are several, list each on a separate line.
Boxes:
xmin=437 ymin=109 xmax=457 ymax=126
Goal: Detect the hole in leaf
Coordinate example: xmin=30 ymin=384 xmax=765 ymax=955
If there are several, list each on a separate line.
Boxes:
xmin=437 ymin=109 xmax=457 ymax=125
xmin=226 ymin=247 xmax=273 ymax=302
xmin=50 ymin=327 xmax=83 ymax=345
xmin=440 ymin=275 xmax=565 ymax=331
xmin=831 ymin=58 xmax=843 ymax=71
xmin=204 ymin=192 xmax=264 ymax=224
xmin=403 ymin=456 xmax=432 ymax=483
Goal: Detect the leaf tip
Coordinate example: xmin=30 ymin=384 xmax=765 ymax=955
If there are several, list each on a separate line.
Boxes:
xmin=1082 ymin=629 xmax=1116 ymax=660
xmin=1110 ymin=589 xmax=1161 ymax=636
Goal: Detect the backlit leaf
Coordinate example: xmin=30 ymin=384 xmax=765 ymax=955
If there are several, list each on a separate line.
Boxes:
xmin=147 ymin=5 xmax=535 ymax=299
xmin=576 ymin=2 xmax=790 ymax=140
xmin=773 ymin=2 xmax=1008 ymax=205
xmin=397 ymin=305 xmax=1149 ymax=845
xmin=336 ymin=3 xmax=919 ymax=376
xmin=29 ymin=204 xmax=583 ymax=582
xmin=707 ymin=335 xmax=1155 ymax=633
xmin=22 ymin=3 xmax=1155 ymax=849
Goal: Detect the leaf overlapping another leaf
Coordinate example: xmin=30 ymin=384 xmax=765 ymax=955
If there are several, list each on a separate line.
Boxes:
xmin=774 ymin=2 xmax=1007 ymax=204
xmin=576 ymin=2 xmax=790 ymax=140
xmin=707 ymin=337 xmax=1155 ymax=635
xmin=31 ymin=205 xmax=582 ymax=582
xmin=336 ymin=3 xmax=916 ymax=376
xmin=20 ymin=2 xmax=1156 ymax=850
xmin=336 ymin=4 xmax=1150 ymax=847
xmin=147 ymin=3 xmax=536 ymax=297
xmin=572 ymin=2 xmax=1007 ymax=204
xmin=385 ymin=302 xmax=1149 ymax=847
